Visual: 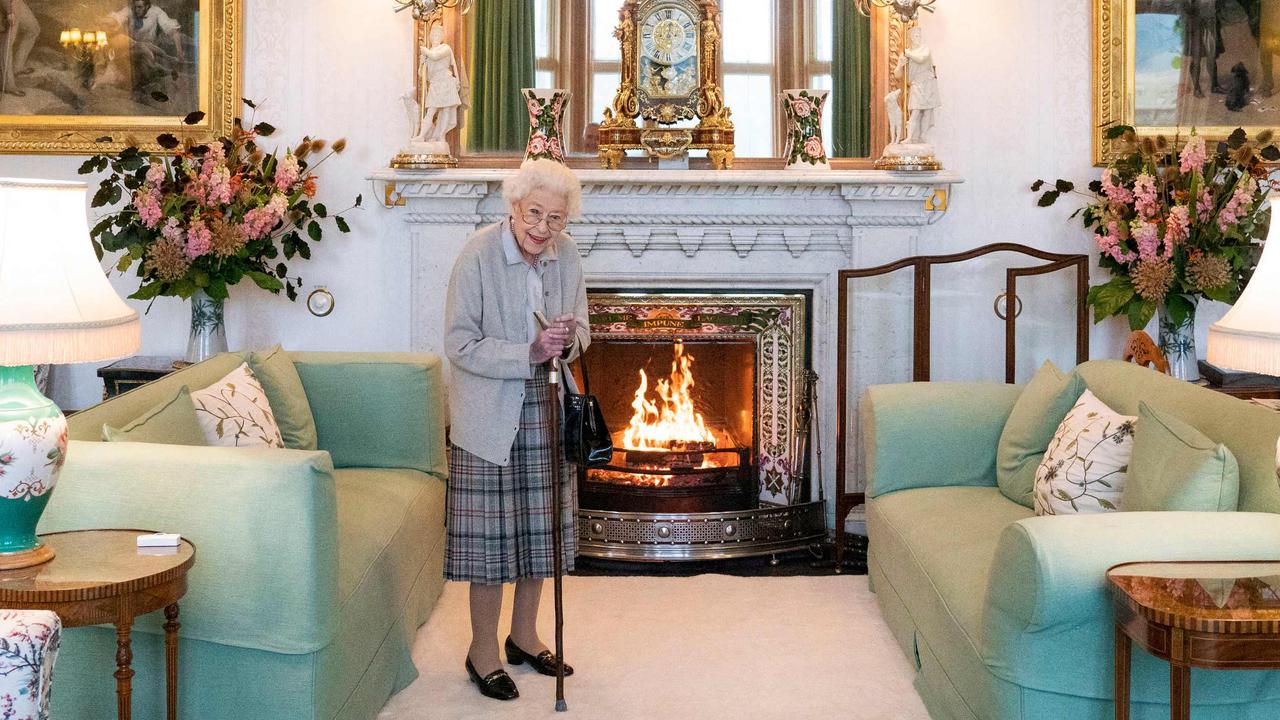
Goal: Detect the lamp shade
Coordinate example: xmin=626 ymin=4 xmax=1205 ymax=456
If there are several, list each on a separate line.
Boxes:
xmin=0 ymin=178 xmax=140 ymax=366
xmin=1207 ymin=212 xmax=1280 ymax=376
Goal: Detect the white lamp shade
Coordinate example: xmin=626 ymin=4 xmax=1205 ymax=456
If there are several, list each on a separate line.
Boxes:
xmin=1207 ymin=213 xmax=1280 ymax=376
xmin=0 ymin=179 xmax=140 ymax=365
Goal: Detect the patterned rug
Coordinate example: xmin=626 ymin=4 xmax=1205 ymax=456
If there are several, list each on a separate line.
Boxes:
xmin=378 ymin=574 xmax=928 ymax=720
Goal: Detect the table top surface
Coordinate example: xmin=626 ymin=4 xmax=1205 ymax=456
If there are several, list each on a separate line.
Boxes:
xmin=0 ymin=530 xmax=195 ymax=603
xmin=97 ymin=355 xmax=182 ymax=375
xmin=1108 ymin=561 xmax=1280 ymax=630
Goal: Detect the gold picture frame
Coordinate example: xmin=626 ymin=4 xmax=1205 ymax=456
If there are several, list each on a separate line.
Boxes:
xmin=0 ymin=0 xmax=241 ymax=155
xmin=1095 ymin=0 xmax=1280 ymax=166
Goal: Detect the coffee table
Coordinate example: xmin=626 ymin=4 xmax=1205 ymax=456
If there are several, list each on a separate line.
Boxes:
xmin=1107 ymin=560 xmax=1280 ymax=720
xmin=0 ymin=529 xmax=196 ymax=720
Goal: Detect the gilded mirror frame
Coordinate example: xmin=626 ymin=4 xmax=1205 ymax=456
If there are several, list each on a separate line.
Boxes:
xmin=438 ymin=2 xmax=900 ymax=169
xmin=0 ymin=0 xmax=242 ymax=155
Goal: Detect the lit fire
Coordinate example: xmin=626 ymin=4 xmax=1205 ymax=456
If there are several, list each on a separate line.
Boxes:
xmin=621 ymin=341 xmax=719 ymax=452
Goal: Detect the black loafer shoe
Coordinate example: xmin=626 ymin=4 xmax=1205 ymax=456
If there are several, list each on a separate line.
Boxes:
xmin=465 ymin=657 xmax=519 ymax=700
xmin=505 ymin=636 xmax=574 ymax=677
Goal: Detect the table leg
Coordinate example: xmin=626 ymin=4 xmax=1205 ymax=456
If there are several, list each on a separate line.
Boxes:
xmin=1170 ymin=627 xmax=1191 ymax=720
xmin=164 ymin=604 xmax=180 ymax=720
xmin=114 ymin=620 xmax=134 ymax=720
xmin=1114 ymin=624 xmax=1131 ymax=720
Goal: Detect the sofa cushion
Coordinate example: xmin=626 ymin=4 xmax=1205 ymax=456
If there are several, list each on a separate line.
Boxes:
xmin=320 ymin=467 xmax=446 ymax=713
xmin=996 ymin=361 xmax=1085 ymax=508
xmin=191 ymin=362 xmax=286 ymax=448
xmin=1125 ymin=401 xmax=1240 ymax=512
xmin=102 ymin=386 xmax=206 ymax=446
xmin=1033 ymin=390 xmax=1134 ymax=516
xmin=246 ymin=345 xmax=318 ymax=451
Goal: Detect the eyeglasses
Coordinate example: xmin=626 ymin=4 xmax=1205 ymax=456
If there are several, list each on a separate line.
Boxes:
xmin=520 ymin=207 xmax=568 ymax=232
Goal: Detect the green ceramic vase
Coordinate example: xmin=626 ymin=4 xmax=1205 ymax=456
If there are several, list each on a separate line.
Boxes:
xmin=0 ymin=365 xmax=68 ymax=565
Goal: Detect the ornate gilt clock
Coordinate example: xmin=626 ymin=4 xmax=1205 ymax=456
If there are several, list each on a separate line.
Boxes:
xmin=599 ymin=0 xmax=735 ymax=169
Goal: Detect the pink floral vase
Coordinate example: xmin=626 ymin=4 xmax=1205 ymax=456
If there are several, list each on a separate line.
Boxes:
xmin=781 ymin=89 xmax=830 ymax=170
xmin=522 ymin=88 xmax=570 ymax=163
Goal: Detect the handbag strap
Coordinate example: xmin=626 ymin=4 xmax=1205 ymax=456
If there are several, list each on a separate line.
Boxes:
xmin=577 ymin=347 xmax=592 ymax=396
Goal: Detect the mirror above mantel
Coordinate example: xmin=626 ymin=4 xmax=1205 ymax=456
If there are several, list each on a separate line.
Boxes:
xmin=428 ymin=0 xmax=901 ymax=169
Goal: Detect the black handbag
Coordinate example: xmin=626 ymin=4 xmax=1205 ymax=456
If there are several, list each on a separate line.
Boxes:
xmin=562 ymin=354 xmax=613 ymax=468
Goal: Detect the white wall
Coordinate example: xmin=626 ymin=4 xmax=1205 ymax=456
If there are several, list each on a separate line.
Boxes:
xmin=1 ymin=0 xmax=1219 ymax=409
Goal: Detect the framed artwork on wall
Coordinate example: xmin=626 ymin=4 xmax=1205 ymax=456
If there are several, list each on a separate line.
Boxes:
xmin=0 ymin=0 xmax=240 ymax=155
xmin=1095 ymin=0 xmax=1280 ymax=165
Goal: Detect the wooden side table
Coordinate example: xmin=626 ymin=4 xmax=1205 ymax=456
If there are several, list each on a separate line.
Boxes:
xmin=97 ymin=356 xmax=182 ymax=400
xmin=0 ymin=529 xmax=196 ymax=720
xmin=1108 ymin=560 xmax=1280 ymax=720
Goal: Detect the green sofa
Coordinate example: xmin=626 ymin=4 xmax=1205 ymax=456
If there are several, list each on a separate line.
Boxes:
xmin=38 ymin=352 xmax=449 ymax=720
xmin=863 ymin=360 xmax=1280 ymax=720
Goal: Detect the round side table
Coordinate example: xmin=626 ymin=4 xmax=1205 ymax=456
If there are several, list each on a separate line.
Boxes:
xmin=1108 ymin=560 xmax=1280 ymax=720
xmin=0 ymin=529 xmax=196 ymax=720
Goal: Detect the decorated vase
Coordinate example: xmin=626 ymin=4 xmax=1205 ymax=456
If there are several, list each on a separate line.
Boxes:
xmin=186 ymin=288 xmax=228 ymax=364
xmin=781 ymin=89 xmax=830 ymax=170
xmin=523 ymin=88 xmax=570 ymax=163
xmin=1157 ymin=302 xmax=1198 ymax=381
xmin=0 ymin=366 xmax=68 ymax=566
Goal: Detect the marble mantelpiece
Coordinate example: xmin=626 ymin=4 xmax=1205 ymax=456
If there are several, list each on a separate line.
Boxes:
xmin=371 ymin=167 xmax=963 ymax=520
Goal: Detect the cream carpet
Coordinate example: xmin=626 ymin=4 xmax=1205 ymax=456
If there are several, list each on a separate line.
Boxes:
xmin=378 ymin=574 xmax=929 ymax=720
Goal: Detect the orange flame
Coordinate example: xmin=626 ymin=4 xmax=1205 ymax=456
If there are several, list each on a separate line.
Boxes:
xmin=621 ymin=342 xmax=718 ymax=451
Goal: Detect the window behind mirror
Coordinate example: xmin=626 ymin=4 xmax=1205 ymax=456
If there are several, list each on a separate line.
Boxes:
xmin=469 ymin=0 xmax=869 ymax=161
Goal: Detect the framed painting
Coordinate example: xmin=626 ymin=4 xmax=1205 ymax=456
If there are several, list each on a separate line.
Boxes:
xmin=1095 ymin=0 xmax=1280 ymax=165
xmin=0 ymin=0 xmax=240 ymax=154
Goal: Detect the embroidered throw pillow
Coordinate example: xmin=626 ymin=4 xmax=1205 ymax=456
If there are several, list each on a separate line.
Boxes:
xmin=1033 ymin=390 xmax=1136 ymax=516
xmin=190 ymin=363 xmax=285 ymax=448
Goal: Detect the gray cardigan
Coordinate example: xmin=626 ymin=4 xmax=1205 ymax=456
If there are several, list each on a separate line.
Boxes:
xmin=443 ymin=220 xmax=590 ymax=466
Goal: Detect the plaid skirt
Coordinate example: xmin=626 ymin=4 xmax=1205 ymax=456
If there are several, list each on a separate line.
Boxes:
xmin=444 ymin=366 xmax=578 ymax=584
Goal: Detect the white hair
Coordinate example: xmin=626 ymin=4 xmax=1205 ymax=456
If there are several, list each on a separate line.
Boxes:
xmin=502 ymin=159 xmax=582 ymax=219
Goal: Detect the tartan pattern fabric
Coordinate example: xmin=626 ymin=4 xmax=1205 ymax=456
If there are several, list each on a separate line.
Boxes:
xmin=445 ymin=366 xmax=577 ymax=584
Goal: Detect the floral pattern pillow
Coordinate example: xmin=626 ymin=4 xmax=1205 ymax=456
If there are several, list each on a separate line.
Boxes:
xmin=190 ymin=363 xmax=285 ymax=448
xmin=1033 ymin=390 xmax=1137 ymax=515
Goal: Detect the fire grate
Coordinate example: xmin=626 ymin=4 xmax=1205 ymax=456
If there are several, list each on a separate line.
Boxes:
xmin=577 ymin=502 xmax=827 ymax=562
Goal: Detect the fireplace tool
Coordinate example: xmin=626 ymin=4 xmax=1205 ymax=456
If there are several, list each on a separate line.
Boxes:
xmin=545 ymin=356 xmax=569 ymax=712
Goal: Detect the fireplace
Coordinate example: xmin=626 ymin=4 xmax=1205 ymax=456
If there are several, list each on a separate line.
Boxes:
xmin=576 ymin=292 xmax=826 ymax=561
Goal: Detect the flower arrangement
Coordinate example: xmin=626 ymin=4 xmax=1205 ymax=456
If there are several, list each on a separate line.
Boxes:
xmin=1034 ymin=125 xmax=1271 ymax=331
xmin=80 ymin=101 xmax=361 ymax=304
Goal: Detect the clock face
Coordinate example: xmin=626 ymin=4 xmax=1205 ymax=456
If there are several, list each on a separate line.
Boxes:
xmin=640 ymin=7 xmax=697 ymax=66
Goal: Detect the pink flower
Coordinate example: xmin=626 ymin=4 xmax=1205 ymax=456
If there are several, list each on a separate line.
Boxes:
xmin=548 ymin=136 xmax=563 ymax=160
xmin=1133 ymin=173 xmax=1159 ymax=218
xmin=791 ymin=98 xmax=813 ymax=118
xmin=145 ymin=161 xmax=166 ymax=187
xmin=1096 ymin=221 xmax=1137 ymax=264
xmin=527 ymin=132 xmax=548 ymax=157
xmin=550 ymin=94 xmax=563 ymax=118
xmin=526 ymin=97 xmax=542 ymax=123
xmin=1132 ymin=220 xmax=1161 ymax=261
xmin=241 ymin=194 xmax=289 ymax=241
xmin=1101 ymin=169 xmax=1134 ymax=207
xmin=206 ymin=166 xmax=233 ymax=205
xmin=161 ymin=217 xmax=185 ymax=244
xmin=804 ymin=136 xmax=824 ymax=159
xmin=185 ymin=218 xmax=212 ymax=259
xmin=1217 ymin=181 xmax=1256 ymax=232
xmin=1163 ymin=205 xmax=1190 ymax=257
xmin=132 ymin=189 xmax=163 ymax=229
xmin=274 ymin=154 xmax=300 ymax=193
xmin=1179 ymin=135 xmax=1207 ymax=174
xmin=1196 ymin=187 xmax=1214 ymax=221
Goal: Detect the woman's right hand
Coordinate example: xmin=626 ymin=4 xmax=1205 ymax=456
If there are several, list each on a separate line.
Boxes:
xmin=530 ymin=323 xmax=571 ymax=364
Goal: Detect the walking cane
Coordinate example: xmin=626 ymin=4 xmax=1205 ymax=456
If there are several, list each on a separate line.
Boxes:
xmin=545 ymin=355 xmax=569 ymax=712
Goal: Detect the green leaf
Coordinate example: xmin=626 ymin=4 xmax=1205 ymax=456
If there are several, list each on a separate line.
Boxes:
xmin=1228 ymin=128 xmax=1248 ymax=148
xmin=1031 ymin=180 xmax=1046 ymax=191
xmin=307 ymin=220 xmax=322 ymax=242
xmin=1055 ymin=179 xmax=1075 ymax=193
xmin=115 ymin=255 xmax=133 ymax=272
xmin=183 ymin=111 xmax=206 ymax=126
xmin=78 ymin=157 xmax=99 ymax=174
xmin=314 ymin=203 xmax=327 ymax=218
xmin=1203 ymin=282 xmax=1237 ymax=303
xmin=1263 ymin=145 xmax=1280 ymax=162
xmin=297 ymin=241 xmax=312 ymax=260
xmin=91 ymin=184 xmax=114 ymax=208
xmin=335 ymin=216 xmax=351 ymax=233
xmin=191 ymin=269 xmax=210 ymax=288
xmin=130 ymin=282 xmax=164 ymax=301
xmin=276 ymin=262 xmax=288 ymax=277
xmin=254 ymin=122 xmax=276 ymax=137
xmin=246 ymin=271 xmax=284 ymax=292
xmin=1127 ymin=298 xmax=1157 ymax=331
xmin=156 ymin=133 xmax=180 ymax=150
xmin=206 ymin=277 xmax=229 ymax=301
xmin=1087 ymin=277 xmax=1135 ymax=321
xmin=354 ymin=194 xmax=363 ymax=208
xmin=1038 ymin=190 xmax=1061 ymax=207
xmin=1164 ymin=294 xmax=1195 ymax=328
xmin=171 ymin=279 xmax=196 ymax=298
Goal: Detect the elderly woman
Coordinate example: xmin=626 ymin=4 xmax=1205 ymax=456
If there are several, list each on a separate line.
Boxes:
xmin=443 ymin=159 xmax=589 ymax=702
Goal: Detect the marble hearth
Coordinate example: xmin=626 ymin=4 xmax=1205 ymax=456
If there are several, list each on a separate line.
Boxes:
xmin=371 ymin=168 xmax=963 ymax=526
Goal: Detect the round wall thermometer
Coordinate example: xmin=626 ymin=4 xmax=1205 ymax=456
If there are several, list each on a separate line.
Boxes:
xmin=307 ymin=287 xmax=335 ymax=317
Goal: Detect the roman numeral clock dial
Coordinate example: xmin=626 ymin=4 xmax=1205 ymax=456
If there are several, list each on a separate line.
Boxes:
xmin=639 ymin=7 xmax=698 ymax=98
